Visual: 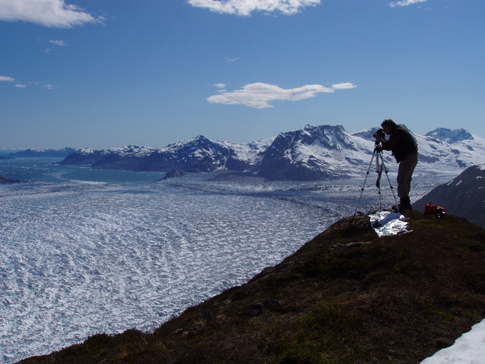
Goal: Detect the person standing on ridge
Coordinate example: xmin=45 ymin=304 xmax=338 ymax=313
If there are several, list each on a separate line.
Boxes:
xmin=375 ymin=119 xmax=418 ymax=212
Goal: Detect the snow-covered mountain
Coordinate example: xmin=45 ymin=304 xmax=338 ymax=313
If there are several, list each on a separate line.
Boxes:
xmin=61 ymin=136 xmax=273 ymax=173
xmin=60 ymin=137 xmax=226 ymax=171
xmin=59 ymin=125 xmax=485 ymax=180
xmin=414 ymin=128 xmax=485 ymax=168
xmin=254 ymin=125 xmax=372 ymax=180
xmin=425 ymin=127 xmax=473 ymax=144
xmin=413 ymin=164 xmax=485 ymax=229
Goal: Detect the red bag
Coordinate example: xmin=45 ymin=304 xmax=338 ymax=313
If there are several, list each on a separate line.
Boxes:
xmin=424 ymin=203 xmax=446 ymax=217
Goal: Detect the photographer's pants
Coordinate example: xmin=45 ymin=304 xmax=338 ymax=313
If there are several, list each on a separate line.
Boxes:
xmin=397 ymin=152 xmax=418 ymax=199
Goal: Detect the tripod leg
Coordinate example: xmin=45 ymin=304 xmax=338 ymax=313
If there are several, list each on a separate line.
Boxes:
xmin=352 ymin=149 xmax=376 ymax=218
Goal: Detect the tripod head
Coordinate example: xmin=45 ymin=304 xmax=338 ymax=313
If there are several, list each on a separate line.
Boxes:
xmin=374 ymin=140 xmax=383 ymax=153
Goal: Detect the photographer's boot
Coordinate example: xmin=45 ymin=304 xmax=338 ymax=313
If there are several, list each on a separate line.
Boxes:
xmin=398 ymin=197 xmax=412 ymax=212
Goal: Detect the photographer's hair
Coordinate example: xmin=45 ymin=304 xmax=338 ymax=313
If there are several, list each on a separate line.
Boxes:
xmin=381 ymin=119 xmax=397 ymax=129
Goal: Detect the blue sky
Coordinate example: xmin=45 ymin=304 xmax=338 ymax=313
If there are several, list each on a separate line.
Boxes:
xmin=1 ymin=0 xmax=484 ymax=149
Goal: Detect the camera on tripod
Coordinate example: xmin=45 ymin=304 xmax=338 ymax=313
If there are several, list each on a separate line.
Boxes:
xmin=373 ymin=128 xmax=385 ymax=141
xmin=373 ymin=128 xmax=385 ymax=151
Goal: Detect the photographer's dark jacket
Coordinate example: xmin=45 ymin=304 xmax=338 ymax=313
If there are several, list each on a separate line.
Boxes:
xmin=381 ymin=126 xmax=418 ymax=162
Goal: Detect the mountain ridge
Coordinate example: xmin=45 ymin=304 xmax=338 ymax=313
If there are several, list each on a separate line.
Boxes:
xmin=57 ymin=125 xmax=485 ymax=181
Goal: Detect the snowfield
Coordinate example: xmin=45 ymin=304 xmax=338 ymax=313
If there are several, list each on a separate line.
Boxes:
xmin=421 ymin=319 xmax=485 ymax=364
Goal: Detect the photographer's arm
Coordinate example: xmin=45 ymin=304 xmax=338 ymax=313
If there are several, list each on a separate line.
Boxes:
xmin=380 ymin=132 xmax=400 ymax=151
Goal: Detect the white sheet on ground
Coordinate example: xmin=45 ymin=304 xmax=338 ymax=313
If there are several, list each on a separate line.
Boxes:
xmin=369 ymin=211 xmax=411 ymax=237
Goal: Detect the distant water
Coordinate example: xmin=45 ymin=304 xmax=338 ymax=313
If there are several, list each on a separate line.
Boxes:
xmin=0 ymin=157 xmax=166 ymax=184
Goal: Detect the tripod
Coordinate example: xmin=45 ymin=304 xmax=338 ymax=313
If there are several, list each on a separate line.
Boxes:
xmin=353 ymin=141 xmax=399 ymax=217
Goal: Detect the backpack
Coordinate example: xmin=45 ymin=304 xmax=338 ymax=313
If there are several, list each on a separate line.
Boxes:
xmin=424 ymin=203 xmax=446 ymax=217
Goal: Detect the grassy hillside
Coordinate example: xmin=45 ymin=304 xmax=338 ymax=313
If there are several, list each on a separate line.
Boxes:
xmin=19 ymin=211 xmax=485 ymax=364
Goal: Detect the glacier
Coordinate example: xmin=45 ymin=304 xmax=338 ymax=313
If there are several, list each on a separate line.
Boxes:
xmin=0 ymin=164 xmax=456 ymax=363
xmin=1 ymin=177 xmax=335 ymax=363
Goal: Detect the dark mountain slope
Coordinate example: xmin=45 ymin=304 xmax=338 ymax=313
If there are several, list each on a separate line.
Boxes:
xmin=19 ymin=212 xmax=485 ymax=364
xmin=413 ymin=164 xmax=485 ymax=229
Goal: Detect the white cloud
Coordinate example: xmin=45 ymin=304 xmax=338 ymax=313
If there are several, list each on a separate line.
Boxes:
xmin=0 ymin=75 xmax=14 ymax=82
xmin=0 ymin=0 xmax=101 ymax=28
xmin=226 ymin=57 xmax=239 ymax=62
xmin=49 ymin=39 xmax=67 ymax=46
xmin=187 ymin=0 xmax=321 ymax=16
xmin=332 ymin=82 xmax=357 ymax=90
xmin=15 ymin=84 xmax=26 ymax=88
xmin=213 ymin=83 xmax=226 ymax=88
xmin=208 ymin=82 xmax=356 ymax=109
xmin=43 ymin=84 xmax=56 ymax=89
xmin=389 ymin=0 xmax=427 ymax=7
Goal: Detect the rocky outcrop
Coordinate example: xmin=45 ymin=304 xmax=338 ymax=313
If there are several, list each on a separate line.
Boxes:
xmin=161 ymin=169 xmax=185 ymax=180
xmin=0 ymin=175 xmax=22 ymax=183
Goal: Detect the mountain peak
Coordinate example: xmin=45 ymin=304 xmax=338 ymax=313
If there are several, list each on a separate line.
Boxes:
xmin=425 ymin=128 xmax=473 ymax=144
xmin=302 ymin=124 xmax=346 ymax=133
xmin=192 ymin=135 xmax=210 ymax=142
xmin=166 ymin=135 xmax=214 ymax=149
